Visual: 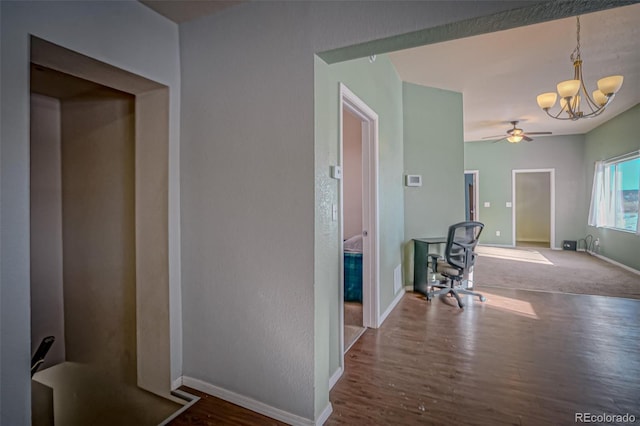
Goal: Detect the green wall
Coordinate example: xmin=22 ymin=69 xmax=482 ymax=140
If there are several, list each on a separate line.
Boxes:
xmin=585 ymin=104 xmax=640 ymax=271
xmin=314 ymin=54 xmax=405 ymax=382
xmin=402 ymin=82 xmax=465 ymax=285
xmin=464 ymin=135 xmax=587 ymax=248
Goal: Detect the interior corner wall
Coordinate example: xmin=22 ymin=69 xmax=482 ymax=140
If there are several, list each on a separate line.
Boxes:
xmin=30 ymin=94 xmax=65 ymax=368
xmin=0 ymin=2 xmax=181 ymax=424
xmin=585 ymin=104 xmax=640 ymax=271
xmin=464 ymin=135 xmax=587 ymax=248
xmin=402 ymin=82 xmax=465 ymax=286
xmin=61 ymin=89 xmax=136 ymax=375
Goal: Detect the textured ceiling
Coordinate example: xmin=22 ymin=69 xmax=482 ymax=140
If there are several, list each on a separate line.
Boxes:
xmin=139 ymin=1 xmax=639 ymax=142
xmin=140 ymin=0 xmax=242 ymax=23
xmin=389 ymin=4 xmax=640 ymax=142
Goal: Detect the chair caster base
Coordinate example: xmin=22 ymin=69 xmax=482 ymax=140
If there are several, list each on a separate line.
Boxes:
xmin=479 ymin=296 xmax=487 ymax=302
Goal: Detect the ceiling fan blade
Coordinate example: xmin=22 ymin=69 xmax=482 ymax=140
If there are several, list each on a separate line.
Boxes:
xmin=525 ymin=132 xmax=552 ymax=135
xmin=522 ymin=135 xmax=533 ymax=142
xmin=482 ymin=134 xmax=506 ymax=139
xmin=491 ymin=137 xmax=508 ymax=143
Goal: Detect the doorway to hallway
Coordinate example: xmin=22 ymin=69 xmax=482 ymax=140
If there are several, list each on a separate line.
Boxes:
xmin=512 ymin=169 xmax=555 ymax=249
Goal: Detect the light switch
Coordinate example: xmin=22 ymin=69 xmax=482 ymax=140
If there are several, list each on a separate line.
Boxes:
xmin=332 ymin=204 xmax=337 ymax=221
xmin=484 ymin=202 xmax=491 ymax=208
xmin=506 ymin=202 xmax=512 ymax=208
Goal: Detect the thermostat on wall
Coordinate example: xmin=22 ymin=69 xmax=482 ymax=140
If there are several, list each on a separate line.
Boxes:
xmin=405 ymin=174 xmax=422 ymax=187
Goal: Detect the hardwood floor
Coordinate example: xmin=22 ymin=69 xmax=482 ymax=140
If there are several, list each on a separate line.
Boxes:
xmin=167 ymin=387 xmax=287 ymax=426
xmin=327 ymin=288 xmax=640 ymax=425
xmin=167 ymin=288 xmax=640 ymax=425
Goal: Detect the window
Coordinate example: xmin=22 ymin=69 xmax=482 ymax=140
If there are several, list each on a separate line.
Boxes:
xmin=588 ymin=151 xmax=640 ymax=234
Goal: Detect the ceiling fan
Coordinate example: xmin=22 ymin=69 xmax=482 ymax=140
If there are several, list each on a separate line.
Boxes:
xmin=482 ymin=121 xmax=552 ymax=143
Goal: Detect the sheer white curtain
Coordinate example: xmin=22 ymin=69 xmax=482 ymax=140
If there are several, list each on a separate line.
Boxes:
xmin=588 ymin=161 xmax=607 ymax=227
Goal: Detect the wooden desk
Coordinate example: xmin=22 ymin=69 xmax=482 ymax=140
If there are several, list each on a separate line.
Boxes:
xmin=413 ymin=237 xmax=447 ymax=296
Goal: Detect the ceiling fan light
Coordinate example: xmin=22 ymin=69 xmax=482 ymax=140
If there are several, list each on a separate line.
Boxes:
xmin=592 ymin=89 xmax=608 ymax=107
xmin=557 ymin=80 xmax=581 ymax=98
xmin=507 ymin=135 xmax=523 ymax=143
xmin=537 ymin=92 xmax=557 ymax=109
xmin=597 ymin=75 xmax=623 ymax=95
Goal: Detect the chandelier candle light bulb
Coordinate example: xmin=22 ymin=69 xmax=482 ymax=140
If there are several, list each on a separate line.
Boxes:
xmin=536 ymin=16 xmax=623 ymax=120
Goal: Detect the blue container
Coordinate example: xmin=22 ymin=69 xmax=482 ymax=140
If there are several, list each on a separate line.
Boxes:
xmin=344 ymin=252 xmax=363 ymax=302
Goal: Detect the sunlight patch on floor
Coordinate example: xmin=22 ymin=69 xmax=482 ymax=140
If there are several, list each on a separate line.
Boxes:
xmin=481 ymin=291 xmax=539 ymax=319
xmin=476 ymin=246 xmax=553 ymax=265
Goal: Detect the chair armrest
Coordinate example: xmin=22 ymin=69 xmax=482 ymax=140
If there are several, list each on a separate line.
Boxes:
xmin=427 ymin=253 xmax=442 ymax=272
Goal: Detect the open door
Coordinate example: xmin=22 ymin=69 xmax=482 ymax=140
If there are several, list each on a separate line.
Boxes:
xmin=464 ymin=171 xmax=479 ymax=221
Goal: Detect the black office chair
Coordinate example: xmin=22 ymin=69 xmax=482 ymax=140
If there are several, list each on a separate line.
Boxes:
xmin=427 ymin=221 xmax=486 ymax=308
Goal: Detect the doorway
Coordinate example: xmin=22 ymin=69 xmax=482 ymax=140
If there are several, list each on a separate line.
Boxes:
xmin=339 ymin=84 xmax=379 ymax=362
xmin=512 ymin=169 xmax=555 ymax=249
xmin=464 ymin=170 xmax=479 ymax=221
xmin=342 ymin=107 xmax=365 ymax=351
xmin=29 ymin=37 xmax=179 ymax=425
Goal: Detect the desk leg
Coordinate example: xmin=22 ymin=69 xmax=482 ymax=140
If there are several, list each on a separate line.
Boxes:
xmin=413 ymin=241 xmax=429 ymax=296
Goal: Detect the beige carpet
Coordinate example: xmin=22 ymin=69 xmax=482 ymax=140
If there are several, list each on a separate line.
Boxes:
xmin=473 ymin=246 xmax=640 ymax=300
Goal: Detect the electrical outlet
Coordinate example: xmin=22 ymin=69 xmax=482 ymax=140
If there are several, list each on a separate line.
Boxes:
xmin=496 ymin=230 xmax=501 ymax=236
xmin=595 ymin=238 xmax=600 ymax=246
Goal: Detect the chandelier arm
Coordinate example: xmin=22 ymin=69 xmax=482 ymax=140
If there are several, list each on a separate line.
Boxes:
xmin=544 ymin=108 xmax=575 ymax=121
xmin=578 ymin=71 xmax=601 ymax=114
xmin=563 ymin=95 xmax=579 ymax=119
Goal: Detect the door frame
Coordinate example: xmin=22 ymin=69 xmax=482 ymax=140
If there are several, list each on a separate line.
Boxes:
xmin=512 ymin=168 xmax=555 ymax=248
xmin=338 ymin=83 xmax=379 ymax=362
xmin=464 ymin=170 xmax=479 ymax=221
xmin=30 ymin=37 xmax=173 ymax=399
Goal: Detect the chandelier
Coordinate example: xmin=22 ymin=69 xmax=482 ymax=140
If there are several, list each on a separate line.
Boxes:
xmin=536 ymin=16 xmax=623 ymax=120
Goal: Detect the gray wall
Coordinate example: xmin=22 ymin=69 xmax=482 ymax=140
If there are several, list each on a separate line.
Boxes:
xmin=464 ymin=135 xmax=587 ymax=248
xmin=179 ymin=1 xmax=539 ymax=421
xmin=30 ymin=94 xmax=65 ymax=368
xmin=0 ymin=2 xmax=181 ymax=423
xmin=403 ymin=82 xmax=465 ymax=285
xmin=585 ymin=104 xmax=640 ymax=270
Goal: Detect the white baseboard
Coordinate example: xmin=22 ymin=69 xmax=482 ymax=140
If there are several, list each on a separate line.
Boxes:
xmin=315 ymin=402 xmax=333 ymax=426
xmin=378 ymin=288 xmax=405 ymax=327
xmin=328 ymin=366 xmax=343 ymax=390
xmin=158 ymin=383 xmax=200 ymax=425
xmin=182 ymin=376 xmax=315 ymax=425
xmin=478 ymin=243 xmax=513 ymax=248
xmin=588 ymin=251 xmax=640 ymax=276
